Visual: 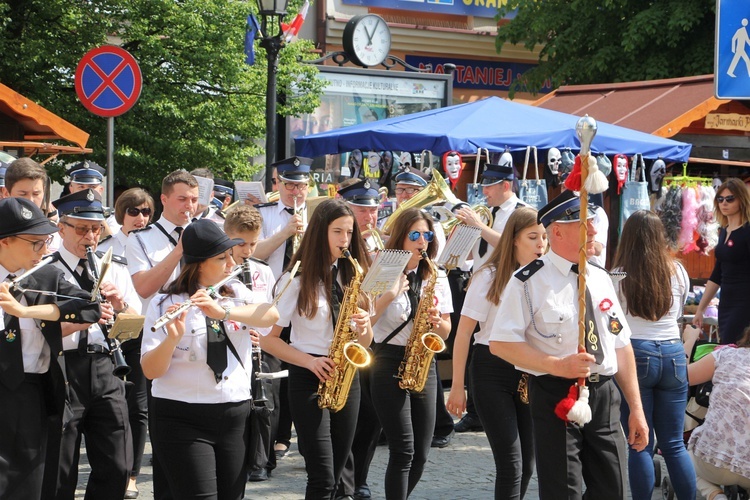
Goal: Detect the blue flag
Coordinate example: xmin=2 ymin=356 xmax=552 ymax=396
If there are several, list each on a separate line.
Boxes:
xmin=245 ymin=14 xmax=261 ymax=65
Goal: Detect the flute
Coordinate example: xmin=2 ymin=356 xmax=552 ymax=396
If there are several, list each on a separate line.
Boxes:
xmin=150 ymin=265 xmax=244 ymax=331
xmin=10 ymin=255 xmax=56 ymax=290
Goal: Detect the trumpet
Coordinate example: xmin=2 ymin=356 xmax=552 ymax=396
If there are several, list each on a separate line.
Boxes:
xmin=150 ymin=265 xmax=244 ymax=331
xmin=363 ymin=224 xmax=385 ymax=252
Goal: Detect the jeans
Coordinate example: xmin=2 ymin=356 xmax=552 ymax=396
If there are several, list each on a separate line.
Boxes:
xmin=620 ymin=339 xmax=696 ymax=500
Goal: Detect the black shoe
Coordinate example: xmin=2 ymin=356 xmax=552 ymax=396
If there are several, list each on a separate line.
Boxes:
xmin=354 ymin=484 xmax=372 ymax=499
xmin=431 ymin=429 xmax=454 ymax=448
xmin=454 ymin=413 xmax=483 ymax=433
xmin=248 ymin=468 xmax=269 ymax=482
xmin=274 ymin=444 xmax=289 ymax=459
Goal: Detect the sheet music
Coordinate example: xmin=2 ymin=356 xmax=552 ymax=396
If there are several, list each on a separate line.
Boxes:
xmin=437 ymin=224 xmax=482 ymax=270
xmin=361 ymin=250 xmax=412 ymax=296
xmin=194 ymin=176 xmax=215 ymax=207
xmin=235 ymin=181 xmax=268 ymax=204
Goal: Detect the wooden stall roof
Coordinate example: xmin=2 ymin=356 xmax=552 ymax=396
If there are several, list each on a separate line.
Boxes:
xmin=533 ymin=74 xmax=727 ymax=138
xmin=0 ymin=82 xmax=90 ymax=154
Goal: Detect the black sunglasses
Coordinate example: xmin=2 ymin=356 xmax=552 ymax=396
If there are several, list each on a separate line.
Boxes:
xmin=126 ymin=207 xmax=152 ymax=217
xmin=716 ymin=195 xmax=736 ymax=204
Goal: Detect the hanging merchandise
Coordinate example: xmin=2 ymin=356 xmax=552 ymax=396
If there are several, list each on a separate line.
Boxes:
xmin=658 ymin=185 xmax=683 ymax=249
xmin=648 ymin=157 xmax=667 ymax=197
xmin=560 ymin=148 xmax=575 ymax=176
xmin=696 ymin=184 xmax=719 ymax=255
xmin=442 ymin=151 xmax=463 ymax=189
xmin=518 ymin=146 xmax=548 ymax=209
xmin=678 ymin=187 xmax=700 ymax=252
xmin=619 ymin=157 xmax=649 ymax=234
xmin=545 ymin=147 xmax=562 ymax=188
xmin=596 ymin=153 xmax=612 ymax=177
xmin=613 ymin=154 xmax=629 ymax=194
xmin=467 ymin=148 xmax=490 ymax=206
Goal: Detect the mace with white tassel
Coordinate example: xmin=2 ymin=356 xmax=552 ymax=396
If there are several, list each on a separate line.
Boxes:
xmin=554 ymin=115 xmax=609 ymax=426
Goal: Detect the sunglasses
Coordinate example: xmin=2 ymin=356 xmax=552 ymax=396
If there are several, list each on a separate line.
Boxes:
xmin=408 ymin=230 xmax=434 ymax=242
xmin=395 ymin=187 xmax=420 ymax=196
xmin=281 ymin=181 xmax=308 ymax=192
xmin=716 ymin=195 xmax=736 ymax=204
xmin=126 ymin=207 xmax=152 ymax=217
xmin=62 ymin=221 xmax=104 ymax=236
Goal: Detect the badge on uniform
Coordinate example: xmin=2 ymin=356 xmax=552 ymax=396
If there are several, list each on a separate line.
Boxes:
xmin=5 ymin=330 xmax=17 ymax=342
xmin=599 ymin=298 xmax=622 ymax=334
xmin=210 ymin=321 xmax=221 ymax=333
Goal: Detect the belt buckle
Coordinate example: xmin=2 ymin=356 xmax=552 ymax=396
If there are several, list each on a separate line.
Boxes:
xmin=588 ymin=373 xmax=600 ymax=383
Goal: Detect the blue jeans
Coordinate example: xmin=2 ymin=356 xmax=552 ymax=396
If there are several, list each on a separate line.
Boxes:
xmin=620 ymin=339 xmax=696 ymax=500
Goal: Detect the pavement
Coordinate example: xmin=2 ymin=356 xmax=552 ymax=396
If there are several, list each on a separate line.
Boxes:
xmin=75 ymin=391 xmax=681 ymax=499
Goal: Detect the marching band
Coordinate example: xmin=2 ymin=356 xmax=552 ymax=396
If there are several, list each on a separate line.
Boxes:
xmin=0 ymin=152 xmax=647 ymax=500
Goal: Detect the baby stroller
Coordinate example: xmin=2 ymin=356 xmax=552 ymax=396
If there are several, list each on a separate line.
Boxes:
xmin=657 ymin=340 xmax=748 ymax=500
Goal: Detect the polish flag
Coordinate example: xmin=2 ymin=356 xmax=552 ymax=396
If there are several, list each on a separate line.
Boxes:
xmin=282 ymin=0 xmax=309 ymax=43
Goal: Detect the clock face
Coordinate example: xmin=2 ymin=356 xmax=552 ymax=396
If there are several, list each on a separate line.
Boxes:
xmin=344 ymin=15 xmax=391 ymax=67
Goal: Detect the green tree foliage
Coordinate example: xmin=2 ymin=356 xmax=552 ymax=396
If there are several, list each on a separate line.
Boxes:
xmin=0 ymin=0 xmax=322 ymax=190
xmin=497 ymin=0 xmax=715 ymax=96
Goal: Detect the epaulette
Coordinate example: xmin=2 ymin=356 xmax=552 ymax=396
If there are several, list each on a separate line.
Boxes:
xmin=515 ymin=201 xmax=526 ymax=209
xmin=255 ymin=202 xmax=278 ymax=209
xmin=44 ymin=252 xmax=61 ymax=263
xmin=514 ymin=259 xmax=544 ymax=282
xmin=129 ymin=225 xmax=152 ymax=233
xmin=247 ymin=256 xmax=269 ymax=267
xmin=95 ymin=250 xmax=128 ymax=266
xmin=99 ymin=234 xmax=113 ymax=244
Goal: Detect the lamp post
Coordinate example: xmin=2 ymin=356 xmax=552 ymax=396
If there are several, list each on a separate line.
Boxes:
xmin=257 ymin=0 xmax=289 ymax=193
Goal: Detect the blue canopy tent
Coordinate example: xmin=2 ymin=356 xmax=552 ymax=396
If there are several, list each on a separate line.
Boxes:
xmin=294 ymin=96 xmax=692 ymax=162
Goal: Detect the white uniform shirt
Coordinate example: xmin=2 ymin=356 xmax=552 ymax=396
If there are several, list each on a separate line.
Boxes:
xmin=489 ymin=250 xmax=631 ymax=377
xmin=1 ymin=266 xmax=49 ymax=373
xmin=471 ymin=194 xmax=527 ymax=271
xmin=126 ymin=216 xmax=187 ymax=312
xmin=236 ymin=259 xmax=275 ymax=336
xmin=372 ymin=269 xmax=453 ymax=346
xmin=257 ymin=202 xmax=307 ymax=280
xmin=142 ymin=282 xmax=254 ymax=404
xmin=614 ymin=261 xmax=689 ymax=342
xmin=54 ymin=245 xmax=142 ymax=351
xmin=98 ymin=230 xmax=128 ymax=257
xmin=271 ymin=273 xmax=336 ymax=356
xmin=460 ymin=266 xmax=499 ymax=346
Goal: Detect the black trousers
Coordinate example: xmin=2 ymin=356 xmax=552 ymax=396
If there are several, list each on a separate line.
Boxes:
xmin=445 ymin=268 xmax=478 ymax=417
xmin=471 ymin=345 xmax=535 ymax=499
xmin=0 ymin=374 xmax=49 ymax=500
xmin=264 ymin=351 xmax=285 ymax=471
xmin=371 ymin=345 xmax=436 ymax=500
xmin=151 ymin=397 xmax=251 ymax=500
xmin=529 ymin=375 xmax=627 ymax=500
xmin=55 ymin=351 xmax=132 ymax=500
xmin=337 ymin=364 xmax=382 ymax=496
xmin=123 ymin=337 xmax=148 ymax=477
xmin=288 ymin=363 xmax=360 ymax=500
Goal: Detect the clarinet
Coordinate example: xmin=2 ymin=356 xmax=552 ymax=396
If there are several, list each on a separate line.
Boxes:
xmin=85 ymin=246 xmax=131 ymax=378
xmin=241 ymin=259 xmax=268 ymax=405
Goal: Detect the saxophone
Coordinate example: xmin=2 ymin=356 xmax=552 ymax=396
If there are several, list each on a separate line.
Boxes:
xmin=317 ymin=249 xmax=372 ymax=412
xmin=397 ymin=251 xmax=446 ymax=392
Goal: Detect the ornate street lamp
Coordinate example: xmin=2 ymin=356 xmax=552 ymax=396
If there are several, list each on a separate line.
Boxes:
xmin=256 ymin=0 xmax=289 ymax=192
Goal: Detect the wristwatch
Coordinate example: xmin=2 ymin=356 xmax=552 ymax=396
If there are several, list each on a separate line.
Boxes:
xmin=115 ymin=302 xmax=129 ymax=314
xmin=222 ymin=305 xmax=232 ymax=322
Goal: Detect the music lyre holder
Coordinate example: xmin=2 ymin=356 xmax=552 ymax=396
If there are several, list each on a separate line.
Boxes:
xmin=108 ymin=313 xmax=146 ymax=341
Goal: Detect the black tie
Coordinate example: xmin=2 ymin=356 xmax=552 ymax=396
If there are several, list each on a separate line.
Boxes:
xmin=174 ymin=227 xmax=186 ymax=268
xmin=406 ymin=271 xmax=420 ymax=319
xmin=206 ymin=317 xmax=228 ymax=383
xmin=75 ymin=260 xmax=95 ymax=353
xmin=0 ymin=275 xmax=24 ymax=390
xmin=330 ymin=265 xmax=344 ymax=329
xmin=478 ymin=206 xmax=500 ymax=258
xmin=571 ymin=264 xmax=604 ymax=364
xmin=283 ymin=207 xmax=295 ymax=270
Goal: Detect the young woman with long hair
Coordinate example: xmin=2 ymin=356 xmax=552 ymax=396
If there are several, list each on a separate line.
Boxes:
xmin=259 ymin=198 xmax=373 ymax=499
xmin=693 ymin=177 xmax=750 ymax=344
xmin=613 ymin=210 xmax=695 ymax=500
xmin=141 ymin=219 xmax=279 ymax=500
xmin=369 ymin=207 xmax=452 ymax=500
xmin=446 ymin=207 xmax=544 ymax=499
